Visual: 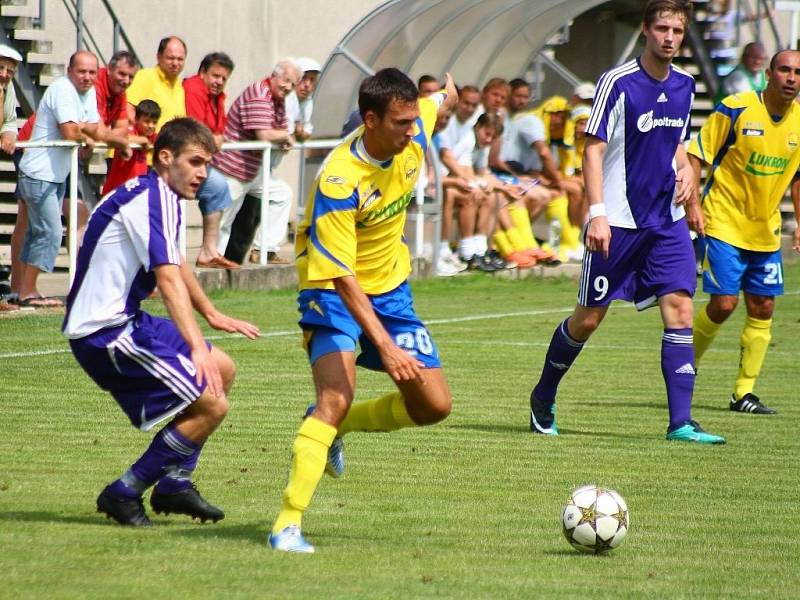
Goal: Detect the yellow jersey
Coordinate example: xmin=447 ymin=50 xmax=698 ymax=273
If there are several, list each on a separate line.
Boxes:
xmin=688 ymin=91 xmax=800 ymax=251
xmin=296 ymin=95 xmax=440 ymax=294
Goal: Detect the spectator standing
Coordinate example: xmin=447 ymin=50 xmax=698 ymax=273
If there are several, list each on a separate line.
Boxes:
xmin=213 ymin=59 xmax=300 ymax=257
xmin=0 ymin=43 xmax=22 ymax=313
xmin=17 ymin=51 xmax=121 ymax=308
xmin=126 ymin=36 xmax=187 ymax=131
xmin=96 ymin=50 xmax=140 ymax=146
xmin=183 ymin=52 xmax=239 ymax=269
xmin=417 ymin=74 xmax=440 ymax=97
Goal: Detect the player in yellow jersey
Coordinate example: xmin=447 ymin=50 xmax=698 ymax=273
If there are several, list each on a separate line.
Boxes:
xmin=269 ymin=68 xmax=457 ymax=553
xmin=688 ymin=49 xmax=800 ymax=415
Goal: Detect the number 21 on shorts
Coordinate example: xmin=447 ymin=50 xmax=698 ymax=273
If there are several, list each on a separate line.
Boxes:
xmin=763 ymin=262 xmax=783 ymax=285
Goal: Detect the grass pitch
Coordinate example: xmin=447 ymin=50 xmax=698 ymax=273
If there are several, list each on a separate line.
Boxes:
xmin=2 ymin=265 xmax=799 ymax=598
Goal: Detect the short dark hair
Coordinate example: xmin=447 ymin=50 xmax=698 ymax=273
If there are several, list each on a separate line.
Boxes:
xmin=509 ymin=78 xmax=529 ymax=92
xmin=153 ymin=118 xmax=216 ymax=165
xmin=475 ymin=112 xmax=504 ymax=135
xmin=769 ymin=49 xmax=800 ymax=71
xmin=157 ymin=36 xmax=187 ymax=56
xmin=358 ymin=68 xmax=418 ymax=121
xmin=642 ymin=0 xmax=692 ymax=28
xmin=459 ymin=84 xmax=480 ymax=96
xmin=135 ymin=99 xmax=161 ymax=121
xmin=198 ymin=52 xmax=235 ymax=74
xmin=108 ymin=50 xmax=139 ymax=69
xmin=417 ymin=74 xmax=438 ymax=89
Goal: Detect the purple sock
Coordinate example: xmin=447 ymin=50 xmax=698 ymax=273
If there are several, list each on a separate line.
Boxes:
xmin=661 ymin=328 xmax=695 ymax=430
xmin=155 ymin=443 xmax=204 ymax=494
xmin=533 ymin=319 xmax=586 ymax=404
xmin=108 ymin=425 xmax=199 ymax=498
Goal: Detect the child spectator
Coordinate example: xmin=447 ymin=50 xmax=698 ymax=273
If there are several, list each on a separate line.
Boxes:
xmin=102 ymin=100 xmax=160 ymax=195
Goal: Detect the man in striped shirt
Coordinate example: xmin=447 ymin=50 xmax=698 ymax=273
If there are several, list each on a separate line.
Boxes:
xmin=63 ymin=118 xmax=260 ymax=526
xmin=527 ymin=0 xmax=726 ymax=444
xmin=212 ymin=59 xmax=301 ymax=257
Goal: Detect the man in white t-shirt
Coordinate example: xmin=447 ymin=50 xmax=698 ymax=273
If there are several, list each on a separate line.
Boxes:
xmin=17 ymin=51 xmax=126 ymax=307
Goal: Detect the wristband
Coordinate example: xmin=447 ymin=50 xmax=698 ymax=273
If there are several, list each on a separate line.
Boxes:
xmin=588 ymin=203 xmax=607 ymax=219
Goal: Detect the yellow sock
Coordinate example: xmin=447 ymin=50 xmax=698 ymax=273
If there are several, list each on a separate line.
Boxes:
xmin=505 ymin=226 xmax=528 ymax=253
xmin=272 ymin=416 xmax=337 ymax=534
xmin=508 ymin=204 xmax=538 ymax=248
xmin=544 ymin=195 xmax=579 ymax=258
xmin=337 ymin=392 xmax=416 ymax=436
xmin=692 ymin=305 xmax=722 ymax=365
xmin=734 ymin=316 xmax=772 ymax=399
xmin=492 ymin=230 xmax=515 ymax=258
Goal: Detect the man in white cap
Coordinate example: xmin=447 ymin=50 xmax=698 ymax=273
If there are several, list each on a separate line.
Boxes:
xmin=571 ymin=81 xmax=595 ymax=110
xmin=0 ymin=43 xmax=22 ymax=312
xmin=0 ymin=43 xmax=22 ymax=156
xmin=246 ymin=57 xmax=321 ymax=264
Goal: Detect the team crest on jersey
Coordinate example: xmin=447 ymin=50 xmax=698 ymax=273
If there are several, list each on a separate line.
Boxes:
xmin=403 ymin=156 xmax=419 ymax=180
xmin=788 ymin=133 xmax=798 ymax=151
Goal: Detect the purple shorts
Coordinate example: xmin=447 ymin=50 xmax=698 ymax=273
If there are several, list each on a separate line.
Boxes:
xmin=69 ymin=312 xmax=207 ymax=431
xmin=577 ymin=219 xmax=696 ymax=310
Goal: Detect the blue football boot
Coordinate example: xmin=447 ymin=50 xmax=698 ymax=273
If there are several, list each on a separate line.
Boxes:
xmin=666 ymin=420 xmax=726 ymax=444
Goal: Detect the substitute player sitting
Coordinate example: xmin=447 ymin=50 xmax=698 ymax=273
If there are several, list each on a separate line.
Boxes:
xmin=688 ymin=49 xmax=800 ymax=415
xmin=63 ymin=118 xmax=259 ymax=526
xmin=268 ymin=68 xmax=457 ymax=553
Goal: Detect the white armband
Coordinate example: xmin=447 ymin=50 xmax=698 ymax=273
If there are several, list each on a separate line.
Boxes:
xmin=588 ymin=203 xmax=607 ymax=219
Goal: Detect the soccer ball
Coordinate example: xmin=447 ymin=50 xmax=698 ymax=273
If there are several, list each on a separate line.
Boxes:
xmin=561 ymin=484 xmax=629 ymax=554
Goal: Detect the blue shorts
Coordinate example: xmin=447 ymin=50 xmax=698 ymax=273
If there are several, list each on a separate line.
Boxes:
xmin=701 ymin=236 xmax=784 ymax=297
xmin=577 ymin=219 xmax=697 ymax=310
xmin=298 ymin=281 xmax=441 ymax=370
xmin=69 ymin=312 xmax=208 ymax=431
xmin=491 ymin=170 xmax=519 ymax=186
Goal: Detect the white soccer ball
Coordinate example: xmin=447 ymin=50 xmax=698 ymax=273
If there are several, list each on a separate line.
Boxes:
xmin=561 ymin=484 xmax=629 ymax=554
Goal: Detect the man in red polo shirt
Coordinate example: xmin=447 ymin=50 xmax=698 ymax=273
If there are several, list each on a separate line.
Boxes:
xmin=212 ymin=58 xmax=300 ymax=256
xmin=95 ymin=50 xmax=139 ymax=143
xmin=184 ymin=52 xmax=238 ymax=269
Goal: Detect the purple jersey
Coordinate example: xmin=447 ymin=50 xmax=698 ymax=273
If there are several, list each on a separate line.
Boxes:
xmin=63 ymin=170 xmax=183 ymax=338
xmin=587 ymin=58 xmax=694 ymax=229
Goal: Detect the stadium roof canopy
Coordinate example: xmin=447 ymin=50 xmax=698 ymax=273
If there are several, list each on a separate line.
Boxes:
xmin=313 ymin=0 xmax=610 ymax=137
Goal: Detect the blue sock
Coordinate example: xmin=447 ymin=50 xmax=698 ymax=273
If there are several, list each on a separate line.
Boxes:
xmin=107 ymin=424 xmax=199 ymax=498
xmin=661 ymin=328 xmax=695 ymax=430
xmin=533 ymin=319 xmax=586 ymax=404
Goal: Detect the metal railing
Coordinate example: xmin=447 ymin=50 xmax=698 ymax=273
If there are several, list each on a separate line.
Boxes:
xmin=13 ymin=138 xmax=447 ymax=285
xmin=35 ymin=0 xmax=140 ymax=65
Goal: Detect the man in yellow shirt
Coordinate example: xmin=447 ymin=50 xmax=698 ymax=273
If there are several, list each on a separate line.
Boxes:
xmin=268 ymin=68 xmax=457 ymax=553
xmin=688 ymin=49 xmax=800 ymax=415
xmin=126 ymin=36 xmax=186 ymax=131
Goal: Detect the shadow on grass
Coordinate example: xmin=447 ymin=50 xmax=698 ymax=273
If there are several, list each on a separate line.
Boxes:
xmin=448 ymin=422 xmax=650 ymax=440
xmin=574 ymin=400 xmax=663 ymax=410
xmin=542 ymin=548 xmax=615 ymax=558
xmin=447 ymin=422 xmax=522 ymax=434
xmin=170 ymin=521 xmax=265 ymax=545
xmin=0 ymin=510 xmax=123 ymax=527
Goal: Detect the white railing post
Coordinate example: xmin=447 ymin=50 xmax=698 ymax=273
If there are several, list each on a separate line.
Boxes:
xmin=258 ymin=146 xmax=272 ymax=266
xmin=68 ymin=144 xmax=79 ymax=286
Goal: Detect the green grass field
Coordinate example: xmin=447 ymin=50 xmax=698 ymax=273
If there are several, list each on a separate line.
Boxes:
xmin=2 ymin=266 xmax=799 ymax=599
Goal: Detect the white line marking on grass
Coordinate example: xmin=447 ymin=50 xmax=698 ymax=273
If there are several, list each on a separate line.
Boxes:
xmin=3 ymin=290 xmax=799 ymax=360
